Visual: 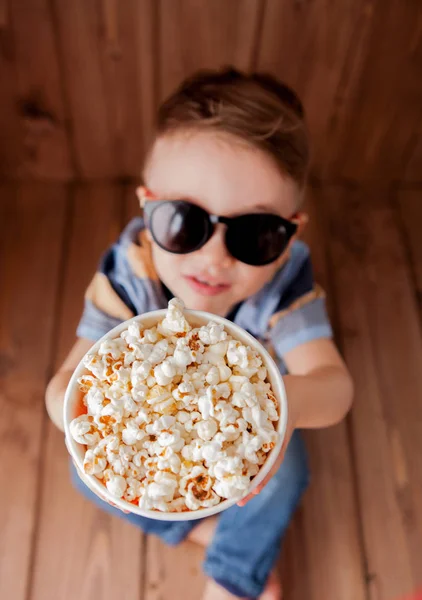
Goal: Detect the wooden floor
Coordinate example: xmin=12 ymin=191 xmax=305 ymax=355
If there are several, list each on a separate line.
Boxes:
xmin=1 ymin=182 xmax=421 ymax=600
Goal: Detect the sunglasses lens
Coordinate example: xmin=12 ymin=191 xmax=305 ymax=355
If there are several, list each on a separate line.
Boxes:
xmin=226 ymin=214 xmax=290 ymax=266
xmin=150 ymin=201 xmax=210 ymax=254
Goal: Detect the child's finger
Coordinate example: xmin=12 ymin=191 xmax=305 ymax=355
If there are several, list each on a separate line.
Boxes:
xmin=237 ymin=496 xmax=252 ymax=507
xmin=236 ymin=446 xmax=288 ymax=507
xmin=237 ymin=481 xmax=264 ymax=506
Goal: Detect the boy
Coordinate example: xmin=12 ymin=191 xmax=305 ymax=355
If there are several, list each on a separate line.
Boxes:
xmin=46 ymin=68 xmax=353 ymax=600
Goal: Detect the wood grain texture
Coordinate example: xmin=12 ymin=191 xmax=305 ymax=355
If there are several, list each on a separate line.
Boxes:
xmin=144 ymin=536 xmax=205 ymax=600
xmin=0 ymin=183 xmax=66 ymax=600
xmin=98 ymin=0 xmax=157 ymax=177
xmin=279 ymin=188 xmax=367 ymax=600
xmin=258 ymin=0 xmax=375 ymax=179
xmin=396 ymin=190 xmax=422 ymax=316
xmin=0 ymin=6 xmax=24 ymax=178
xmin=51 ymin=0 xmax=115 ymax=178
xmin=158 ymin=0 xmax=262 ymax=100
xmin=403 ymin=133 xmax=422 ymax=183
xmin=7 ymin=0 xmax=73 ymax=179
xmin=327 ymin=1 xmax=422 ymax=183
xmin=1 ymin=1 xmax=422 ymax=183
xmin=325 ymin=187 xmax=422 ymax=599
xmin=30 ymin=184 xmax=144 ymax=600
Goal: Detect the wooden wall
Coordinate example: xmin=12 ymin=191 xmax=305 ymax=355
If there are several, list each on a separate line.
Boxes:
xmin=0 ymin=0 xmax=421 ymax=184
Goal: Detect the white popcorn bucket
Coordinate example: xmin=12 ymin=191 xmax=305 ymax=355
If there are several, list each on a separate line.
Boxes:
xmin=64 ymin=308 xmax=288 ymax=521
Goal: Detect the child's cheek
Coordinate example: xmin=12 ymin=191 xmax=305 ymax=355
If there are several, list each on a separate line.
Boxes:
xmin=238 ymin=263 xmax=279 ymax=298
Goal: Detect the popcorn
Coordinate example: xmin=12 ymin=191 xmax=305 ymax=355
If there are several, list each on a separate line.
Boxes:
xmin=154 ymin=358 xmax=177 ymax=386
xmin=201 ymin=440 xmax=223 ymax=463
xmin=142 ymin=326 xmax=159 ymax=344
xmin=214 ymin=400 xmax=240 ymax=427
xmin=124 ymin=477 xmax=143 ymax=502
xmin=157 ymin=447 xmax=181 ymax=474
xmin=70 ymin=298 xmax=279 ymax=511
xmin=220 ymin=424 xmax=241 ymax=442
xmin=69 ymin=415 xmax=100 ymax=446
xmin=160 ymin=298 xmax=190 ymax=334
xmin=198 ymin=322 xmax=227 ymax=345
xmin=205 ymin=365 xmax=220 ymax=386
xmin=196 ymin=418 xmax=218 ymax=441
xmin=180 ymin=466 xmax=220 ymax=510
xmin=121 ymin=420 xmax=147 ymax=445
xmin=218 ymin=364 xmax=232 ymax=381
xmin=148 ymin=339 xmax=169 ymax=366
xmin=105 ymin=472 xmax=127 ymax=498
xmin=83 ymin=448 xmax=107 ymax=476
xmin=181 ymin=439 xmax=205 ymax=462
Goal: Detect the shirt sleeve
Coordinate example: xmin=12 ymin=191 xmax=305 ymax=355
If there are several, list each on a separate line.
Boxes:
xmin=76 ymin=244 xmax=136 ymax=341
xmin=268 ymin=251 xmax=333 ymax=357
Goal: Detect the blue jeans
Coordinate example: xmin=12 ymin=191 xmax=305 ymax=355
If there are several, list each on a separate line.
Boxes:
xmin=71 ymin=431 xmax=309 ymax=598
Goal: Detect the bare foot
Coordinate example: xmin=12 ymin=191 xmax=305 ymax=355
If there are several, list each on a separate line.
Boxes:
xmin=260 ymin=570 xmax=282 ymax=600
xmin=188 ymin=516 xmax=218 ymax=546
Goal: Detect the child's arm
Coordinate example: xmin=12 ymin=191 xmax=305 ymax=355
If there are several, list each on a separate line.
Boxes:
xmin=45 ymin=338 xmax=94 ymax=432
xmin=283 ymin=337 xmax=353 ymax=428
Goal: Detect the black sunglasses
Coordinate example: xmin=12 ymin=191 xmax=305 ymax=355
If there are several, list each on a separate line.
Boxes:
xmin=143 ymin=200 xmax=298 ymax=267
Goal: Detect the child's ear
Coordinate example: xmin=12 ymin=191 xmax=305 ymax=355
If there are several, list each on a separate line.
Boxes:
xmin=136 ymin=186 xmax=147 ymax=207
xmin=293 ymin=212 xmax=308 ymax=238
xmin=274 ymin=212 xmax=309 ymax=270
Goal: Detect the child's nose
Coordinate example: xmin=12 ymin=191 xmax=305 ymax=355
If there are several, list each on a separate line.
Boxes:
xmin=197 ymin=225 xmax=234 ymax=271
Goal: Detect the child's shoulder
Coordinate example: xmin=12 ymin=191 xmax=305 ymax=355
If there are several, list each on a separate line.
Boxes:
xmin=105 ymin=217 xmax=159 ymax=282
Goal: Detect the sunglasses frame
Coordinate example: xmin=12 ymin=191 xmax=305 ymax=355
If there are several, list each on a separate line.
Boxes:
xmin=141 ymin=197 xmax=298 ymax=266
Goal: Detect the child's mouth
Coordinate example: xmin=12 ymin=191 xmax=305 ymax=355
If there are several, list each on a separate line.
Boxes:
xmin=184 ymin=276 xmax=231 ymax=296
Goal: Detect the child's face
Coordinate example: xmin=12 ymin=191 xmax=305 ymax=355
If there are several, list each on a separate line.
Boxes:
xmin=143 ymin=132 xmax=303 ymax=316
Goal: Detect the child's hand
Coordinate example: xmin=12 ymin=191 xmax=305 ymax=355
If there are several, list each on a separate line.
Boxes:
xmin=237 ymin=394 xmax=298 ymax=507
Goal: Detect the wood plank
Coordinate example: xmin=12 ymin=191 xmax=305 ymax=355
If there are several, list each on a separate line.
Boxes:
xmin=158 ymin=0 xmax=262 ymax=100
xmin=31 ymin=184 xmax=144 ymax=600
xmin=0 ymin=7 xmax=24 ymax=178
xmin=0 ymin=183 xmax=66 ymax=600
xmin=325 ymin=187 xmax=422 ymax=599
xmin=403 ymin=133 xmax=422 ymax=183
xmin=397 ymin=190 xmax=422 ymax=315
xmin=257 ymin=0 xmax=375 ymax=180
xmin=144 ymin=536 xmax=205 ymax=600
xmin=8 ymin=0 xmax=73 ymax=179
xmin=51 ymin=0 xmax=115 ymax=178
xmin=279 ymin=507 xmax=312 ymax=599
xmin=326 ymin=2 xmax=422 ymax=183
xmin=98 ymin=0 xmax=156 ymax=177
xmin=279 ymin=188 xmax=367 ymax=600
